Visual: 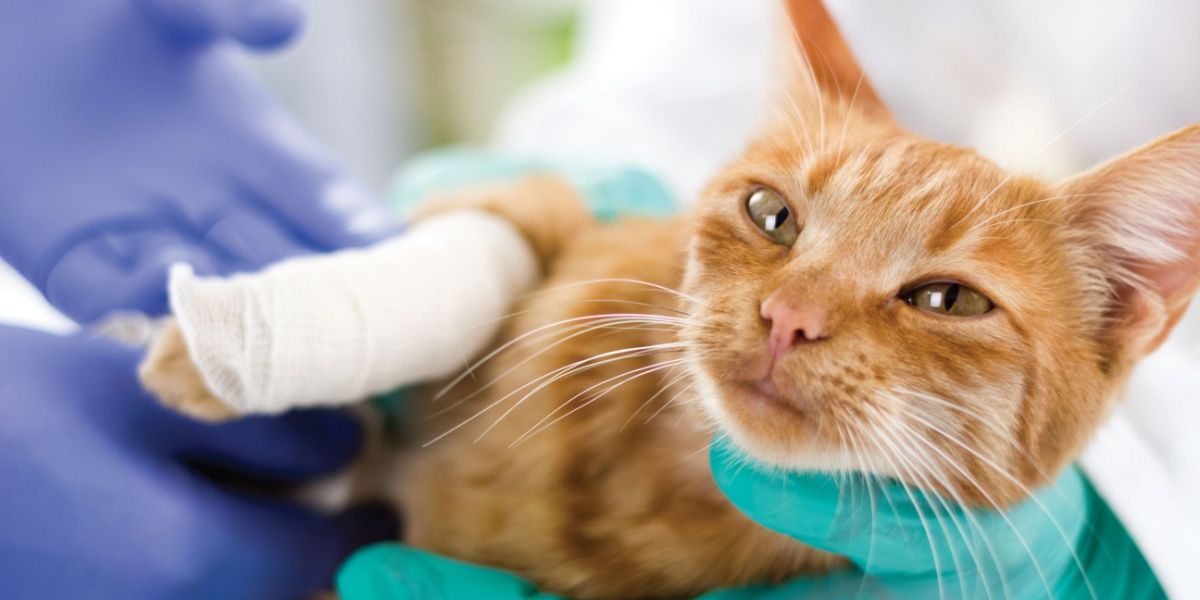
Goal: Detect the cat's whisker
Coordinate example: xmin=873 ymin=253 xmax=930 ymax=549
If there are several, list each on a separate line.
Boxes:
xmin=669 ymin=383 xmax=701 ymax=430
xmin=881 ymin=406 xmax=1004 ymax=600
xmin=645 ymin=379 xmax=698 ymax=427
xmin=892 ymin=403 xmax=1096 ymax=600
xmin=621 ymin=367 xmax=692 ymax=431
xmin=473 ymin=343 xmax=689 ymax=436
xmin=860 ymin=420 xmax=949 ymax=600
xmin=840 ymin=423 xmax=887 ymax=600
xmin=422 ymin=343 xmax=686 ymax=446
xmin=892 ymin=419 xmax=1054 ymax=600
xmin=868 ymin=412 xmax=976 ymax=600
xmin=531 ymin=278 xmax=709 ymax=308
xmin=434 ymin=313 xmax=688 ymax=403
xmin=510 ymin=358 xmax=692 ymax=447
xmin=575 ymin=298 xmax=694 ymax=317
xmin=426 ymin=321 xmax=681 ymax=419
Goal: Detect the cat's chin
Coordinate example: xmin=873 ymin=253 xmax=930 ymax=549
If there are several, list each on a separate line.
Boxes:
xmin=693 ymin=372 xmax=850 ymax=471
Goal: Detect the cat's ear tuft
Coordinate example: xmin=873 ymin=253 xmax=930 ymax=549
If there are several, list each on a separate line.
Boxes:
xmin=779 ymin=0 xmax=891 ymax=120
xmin=1062 ymin=123 xmax=1200 ymax=356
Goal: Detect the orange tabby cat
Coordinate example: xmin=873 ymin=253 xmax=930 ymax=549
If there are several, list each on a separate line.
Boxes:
xmin=141 ymin=0 xmax=1200 ymax=598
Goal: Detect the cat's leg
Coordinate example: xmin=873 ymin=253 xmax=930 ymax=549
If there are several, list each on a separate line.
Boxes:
xmin=413 ymin=174 xmax=594 ymax=269
xmin=138 ymin=176 xmax=591 ymax=421
xmin=139 ymin=319 xmax=237 ymax=422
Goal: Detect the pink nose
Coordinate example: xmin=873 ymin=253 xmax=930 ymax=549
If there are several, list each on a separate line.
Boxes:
xmin=760 ymin=295 xmax=827 ymax=358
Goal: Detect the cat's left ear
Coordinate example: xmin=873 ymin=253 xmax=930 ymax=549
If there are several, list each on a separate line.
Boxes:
xmin=1061 ymin=124 xmax=1200 ymax=356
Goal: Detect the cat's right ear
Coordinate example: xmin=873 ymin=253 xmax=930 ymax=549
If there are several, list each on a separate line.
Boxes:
xmin=1061 ymin=124 xmax=1200 ymax=356
xmin=778 ymin=0 xmax=891 ymax=120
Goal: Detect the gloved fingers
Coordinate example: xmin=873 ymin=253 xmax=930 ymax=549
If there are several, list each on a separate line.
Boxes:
xmin=698 ymin=569 xmax=885 ymax=600
xmin=43 ymin=230 xmax=225 ymax=323
xmin=139 ymin=401 xmax=367 ymax=483
xmin=336 ymin=544 xmax=565 ymax=600
xmin=201 ymin=492 xmax=398 ymax=599
xmin=218 ymin=0 xmax=305 ymax=50
xmin=237 ymin=130 xmax=401 ymax=250
xmin=710 ymin=436 xmax=1092 ymax=585
xmin=135 ymin=0 xmax=304 ymax=51
xmin=202 ymin=203 xmax=316 ymax=268
xmin=6 ymin=323 xmax=369 ymax=482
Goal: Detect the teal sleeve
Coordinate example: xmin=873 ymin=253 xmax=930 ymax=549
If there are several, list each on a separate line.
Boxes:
xmin=384 ymin=147 xmax=678 ymax=222
xmin=337 ymin=545 xmax=564 ymax=600
xmin=709 ymin=435 xmax=1165 ymax=600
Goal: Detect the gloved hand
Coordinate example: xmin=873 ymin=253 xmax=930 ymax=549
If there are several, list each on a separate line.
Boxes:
xmin=334 ymin=435 xmax=1163 ymax=599
xmin=0 ymin=325 xmax=397 ymax=599
xmin=0 ymin=0 xmax=398 ymax=324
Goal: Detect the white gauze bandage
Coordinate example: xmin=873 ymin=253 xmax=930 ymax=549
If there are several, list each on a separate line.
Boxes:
xmin=169 ymin=210 xmax=538 ymax=415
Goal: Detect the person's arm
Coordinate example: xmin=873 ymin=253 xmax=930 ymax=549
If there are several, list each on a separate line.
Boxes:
xmin=0 ymin=0 xmax=398 ymax=324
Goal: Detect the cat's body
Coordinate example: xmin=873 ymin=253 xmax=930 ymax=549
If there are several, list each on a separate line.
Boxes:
xmin=139 ymin=0 xmax=1200 ymax=597
xmin=394 ymin=208 xmax=842 ymax=599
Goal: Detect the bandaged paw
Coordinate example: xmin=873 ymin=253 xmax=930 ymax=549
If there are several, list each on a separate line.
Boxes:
xmin=166 ymin=211 xmax=538 ymax=415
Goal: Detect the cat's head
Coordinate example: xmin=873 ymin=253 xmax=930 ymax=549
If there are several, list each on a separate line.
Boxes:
xmin=680 ymin=0 xmax=1200 ymax=505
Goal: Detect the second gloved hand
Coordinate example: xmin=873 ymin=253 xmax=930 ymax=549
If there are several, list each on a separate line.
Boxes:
xmin=0 ymin=0 xmax=399 ymax=323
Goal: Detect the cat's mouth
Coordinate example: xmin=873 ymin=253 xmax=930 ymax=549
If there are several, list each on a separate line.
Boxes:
xmin=733 ymin=379 xmax=814 ymax=420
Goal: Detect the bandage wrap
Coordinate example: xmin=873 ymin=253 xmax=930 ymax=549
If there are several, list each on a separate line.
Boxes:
xmin=170 ymin=211 xmax=538 ymax=414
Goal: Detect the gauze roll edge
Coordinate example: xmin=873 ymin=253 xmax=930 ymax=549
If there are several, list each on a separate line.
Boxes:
xmin=169 ymin=210 xmax=539 ymax=414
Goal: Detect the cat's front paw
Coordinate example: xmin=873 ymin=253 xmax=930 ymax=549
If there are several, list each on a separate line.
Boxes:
xmin=139 ymin=320 xmax=239 ymax=422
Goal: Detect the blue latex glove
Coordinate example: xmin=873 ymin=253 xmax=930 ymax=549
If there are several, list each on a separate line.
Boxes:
xmin=335 ymin=435 xmax=1163 ymax=599
xmin=0 ymin=325 xmax=397 ymax=598
xmin=0 ymin=0 xmax=398 ymax=323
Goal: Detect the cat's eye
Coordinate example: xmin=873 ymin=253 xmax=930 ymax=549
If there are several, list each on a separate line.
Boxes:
xmin=746 ymin=188 xmax=799 ymax=246
xmin=904 ymin=282 xmax=994 ymax=317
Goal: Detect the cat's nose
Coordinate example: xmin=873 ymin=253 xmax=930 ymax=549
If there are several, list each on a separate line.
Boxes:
xmin=760 ymin=296 xmax=827 ymax=357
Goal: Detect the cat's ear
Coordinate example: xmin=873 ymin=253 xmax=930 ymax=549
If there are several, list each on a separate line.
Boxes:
xmin=778 ymin=0 xmax=891 ymax=120
xmin=1061 ymin=124 xmax=1200 ymax=356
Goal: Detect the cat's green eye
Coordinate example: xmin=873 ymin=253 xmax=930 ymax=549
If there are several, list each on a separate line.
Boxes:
xmin=905 ymin=282 xmax=994 ymax=317
xmin=746 ymin=188 xmax=798 ymax=246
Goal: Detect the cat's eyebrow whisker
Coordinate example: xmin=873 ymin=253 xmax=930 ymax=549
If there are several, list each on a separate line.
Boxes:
xmin=834 ymin=69 xmax=867 ymax=166
xmin=423 ymin=342 xmax=687 ymax=444
xmin=787 ymin=25 xmax=829 ymax=157
xmin=972 ymin=192 xmax=1091 ymax=233
xmin=957 ymin=85 xmax=1128 ymax=227
xmin=891 ymin=403 xmax=1096 ymax=600
xmin=509 ymin=357 xmax=692 ymax=447
xmin=434 ymin=313 xmax=689 ymax=402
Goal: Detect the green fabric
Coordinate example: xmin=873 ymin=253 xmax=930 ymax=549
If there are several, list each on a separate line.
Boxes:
xmin=384 ymin=147 xmax=678 ymax=222
xmin=338 ymin=546 xmax=564 ymax=600
xmin=341 ymin=155 xmax=1163 ymax=599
